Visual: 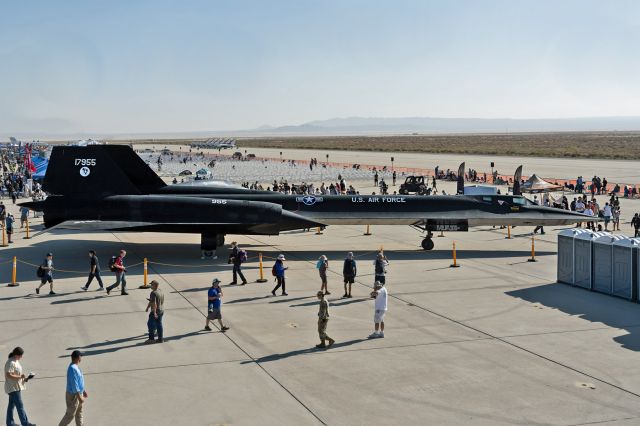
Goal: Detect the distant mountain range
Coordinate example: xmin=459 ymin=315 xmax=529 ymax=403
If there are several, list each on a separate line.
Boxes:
xmin=248 ymin=116 xmax=640 ymax=135
xmin=4 ymin=116 xmax=640 ymax=141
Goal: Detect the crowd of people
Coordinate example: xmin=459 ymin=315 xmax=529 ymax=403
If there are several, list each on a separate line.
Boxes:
xmin=7 ymin=240 xmax=393 ymax=423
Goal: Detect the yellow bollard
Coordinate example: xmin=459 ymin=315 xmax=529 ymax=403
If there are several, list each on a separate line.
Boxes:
xmin=364 ymin=224 xmax=372 ymax=236
xmin=505 ymin=225 xmax=511 ymax=239
xmin=450 ymin=241 xmax=460 ymax=268
xmin=315 ymin=226 xmax=323 ymax=235
xmin=138 ymin=258 xmax=150 ymax=289
xmin=1 ymin=224 xmax=6 ymax=247
xmin=256 ymin=253 xmax=268 ymax=282
xmin=528 ymin=236 xmax=537 ymax=262
xmin=9 ymin=256 xmax=19 ymax=287
xmin=23 ymin=218 xmax=31 ymax=239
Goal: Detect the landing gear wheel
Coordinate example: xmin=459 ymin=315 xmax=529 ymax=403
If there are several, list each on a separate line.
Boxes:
xmin=421 ymin=238 xmax=434 ymax=251
xmin=203 ymin=250 xmax=214 ymax=258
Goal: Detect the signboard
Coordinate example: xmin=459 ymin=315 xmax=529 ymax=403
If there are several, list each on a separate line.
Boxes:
xmin=425 ymin=219 xmax=469 ymax=232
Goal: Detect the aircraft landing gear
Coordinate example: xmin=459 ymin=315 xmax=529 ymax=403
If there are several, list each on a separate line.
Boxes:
xmin=201 ymin=233 xmax=225 ymax=259
xmin=421 ymin=231 xmax=434 ymax=251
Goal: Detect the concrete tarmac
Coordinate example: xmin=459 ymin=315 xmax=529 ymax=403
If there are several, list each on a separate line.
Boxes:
xmin=2 ymin=182 xmax=640 ymax=424
xmin=0 ymin=195 xmax=640 ymax=425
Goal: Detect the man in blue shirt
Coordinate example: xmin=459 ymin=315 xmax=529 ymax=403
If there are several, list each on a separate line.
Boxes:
xmin=59 ymin=350 xmax=87 ymax=426
xmin=204 ymin=278 xmax=229 ymax=332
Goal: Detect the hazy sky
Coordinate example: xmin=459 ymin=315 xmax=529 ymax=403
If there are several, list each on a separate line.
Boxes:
xmin=1 ymin=0 xmax=639 ymax=134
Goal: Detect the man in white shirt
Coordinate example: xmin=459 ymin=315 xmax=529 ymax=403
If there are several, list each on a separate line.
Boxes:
xmin=603 ymin=202 xmax=612 ymax=231
xmin=369 ymin=282 xmax=388 ymax=338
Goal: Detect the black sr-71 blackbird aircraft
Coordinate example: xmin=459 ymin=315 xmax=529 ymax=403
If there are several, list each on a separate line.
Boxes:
xmin=22 ymin=145 xmax=593 ymax=254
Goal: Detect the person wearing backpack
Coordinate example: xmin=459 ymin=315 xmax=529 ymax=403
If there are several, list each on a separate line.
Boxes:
xmin=342 ymin=252 xmax=357 ymax=298
xmin=373 ymin=252 xmax=389 ymax=285
xmin=316 ymin=255 xmax=329 ymax=295
xmin=36 ymin=252 xmax=55 ymax=295
xmin=106 ymin=249 xmax=128 ymax=296
xmin=229 ymin=242 xmax=248 ymax=285
xmin=271 ymin=254 xmax=288 ymax=296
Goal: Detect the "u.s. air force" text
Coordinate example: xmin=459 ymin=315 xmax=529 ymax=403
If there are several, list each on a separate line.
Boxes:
xmin=351 ymin=197 xmax=406 ymax=203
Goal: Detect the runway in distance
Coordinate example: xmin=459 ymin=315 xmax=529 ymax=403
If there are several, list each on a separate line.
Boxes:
xmin=22 ymin=145 xmax=594 ymax=253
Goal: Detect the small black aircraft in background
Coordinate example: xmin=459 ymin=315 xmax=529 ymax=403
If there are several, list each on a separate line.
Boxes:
xmin=22 ymin=145 xmax=592 ymax=255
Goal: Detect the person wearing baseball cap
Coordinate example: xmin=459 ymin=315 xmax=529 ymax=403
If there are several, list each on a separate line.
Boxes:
xmin=271 ymin=254 xmax=288 ymax=296
xmin=204 ymin=279 xmax=229 ymax=332
xmin=59 ymin=350 xmax=87 ymax=425
xmin=369 ymin=281 xmax=388 ymax=339
xmin=36 ymin=252 xmax=55 ymax=296
xmin=316 ymin=291 xmax=335 ymax=349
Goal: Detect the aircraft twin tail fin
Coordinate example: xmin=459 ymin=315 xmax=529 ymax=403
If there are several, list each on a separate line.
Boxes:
xmin=43 ymin=145 xmax=166 ymax=197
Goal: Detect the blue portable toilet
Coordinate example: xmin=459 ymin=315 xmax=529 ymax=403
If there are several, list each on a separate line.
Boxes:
xmin=557 ymin=229 xmax=591 ymax=285
xmin=593 ymin=234 xmax=628 ymax=295
xmin=612 ymin=238 xmax=639 ymax=300
xmin=574 ymin=231 xmax=607 ymax=290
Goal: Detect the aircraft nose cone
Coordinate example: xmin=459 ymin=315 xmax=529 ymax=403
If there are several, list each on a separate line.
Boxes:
xmin=279 ymin=209 xmax=324 ymax=231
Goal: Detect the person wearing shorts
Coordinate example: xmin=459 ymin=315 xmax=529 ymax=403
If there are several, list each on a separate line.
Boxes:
xmin=369 ymin=281 xmax=387 ymax=339
xmin=205 ymin=279 xmax=229 ymax=332
xmin=36 ymin=252 xmax=55 ymax=295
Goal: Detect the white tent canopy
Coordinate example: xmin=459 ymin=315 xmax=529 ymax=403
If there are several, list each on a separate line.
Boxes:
xmin=521 ymin=174 xmax=563 ymax=193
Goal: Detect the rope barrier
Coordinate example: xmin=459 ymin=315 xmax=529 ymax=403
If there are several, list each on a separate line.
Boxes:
xmin=3 ymin=248 xmax=401 ymax=287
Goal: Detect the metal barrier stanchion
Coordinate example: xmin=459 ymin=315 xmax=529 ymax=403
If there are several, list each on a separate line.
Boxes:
xmin=139 ymin=258 xmax=150 ymax=289
xmin=438 ymin=230 xmax=445 ymax=237
xmin=528 ymin=236 xmax=537 ymax=262
xmin=256 ymin=253 xmax=268 ymax=283
xmin=505 ymin=225 xmax=511 ymax=239
xmin=8 ymin=256 xmax=19 ymax=287
xmin=23 ymin=218 xmax=31 ymax=240
xmin=364 ymin=224 xmax=372 ymax=236
xmin=450 ymin=241 xmax=460 ymax=268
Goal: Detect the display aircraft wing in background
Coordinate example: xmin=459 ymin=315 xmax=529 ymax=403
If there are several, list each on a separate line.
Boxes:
xmin=21 ymin=145 xmax=594 ymax=253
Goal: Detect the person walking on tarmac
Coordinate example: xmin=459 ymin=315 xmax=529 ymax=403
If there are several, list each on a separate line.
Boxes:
xmin=81 ymin=250 xmax=104 ymax=291
xmin=271 ymin=254 xmax=288 ymax=296
xmin=316 ymin=291 xmax=335 ymax=349
xmin=632 ymin=213 xmax=640 ymax=237
xmin=5 ymin=213 xmax=14 ymax=244
xmin=228 ymin=242 xmax=248 ymax=285
xmin=36 ymin=252 xmax=55 ymax=295
xmin=342 ymin=252 xmax=357 ymax=298
xmin=317 ymin=255 xmax=329 ymax=295
xmin=106 ymin=250 xmax=128 ymax=296
xmin=204 ymin=279 xmax=229 ymax=332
